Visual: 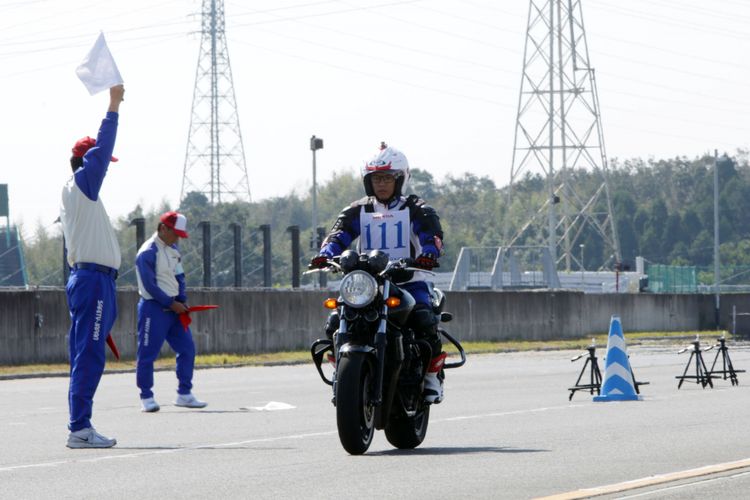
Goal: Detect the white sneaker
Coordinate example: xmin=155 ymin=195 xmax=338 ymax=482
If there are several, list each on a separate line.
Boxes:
xmin=141 ymin=397 xmax=160 ymax=413
xmin=175 ymin=393 xmax=207 ymax=408
xmin=423 ymin=372 xmax=444 ymax=404
xmin=66 ymin=427 xmax=117 ymax=449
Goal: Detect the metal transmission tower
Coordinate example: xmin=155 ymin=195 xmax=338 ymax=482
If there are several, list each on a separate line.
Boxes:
xmin=182 ymin=0 xmax=250 ymax=204
xmin=506 ymin=0 xmax=620 ymax=270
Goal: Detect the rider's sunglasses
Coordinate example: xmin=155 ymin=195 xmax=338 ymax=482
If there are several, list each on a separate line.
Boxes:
xmin=371 ymin=175 xmax=396 ymax=185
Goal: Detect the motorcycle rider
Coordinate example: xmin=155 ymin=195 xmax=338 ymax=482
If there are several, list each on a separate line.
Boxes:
xmin=309 ymin=142 xmax=447 ymax=403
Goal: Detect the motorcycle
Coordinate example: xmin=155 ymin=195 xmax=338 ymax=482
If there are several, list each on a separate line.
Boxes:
xmin=308 ymin=249 xmax=466 ymax=455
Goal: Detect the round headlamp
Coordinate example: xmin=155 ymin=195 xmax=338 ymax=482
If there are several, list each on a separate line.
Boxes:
xmin=340 ymin=270 xmax=378 ymax=308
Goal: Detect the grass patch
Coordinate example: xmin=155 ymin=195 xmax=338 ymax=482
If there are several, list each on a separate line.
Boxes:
xmin=0 ymin=330 xmax=732 ymax=377
xmin=445 ymin=330 xmax=729 ymax=355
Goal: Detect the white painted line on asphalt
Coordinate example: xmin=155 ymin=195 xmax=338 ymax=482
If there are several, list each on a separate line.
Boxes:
xmin=535 ymin=457 xmax=750 ymax=499
xmin=0 ymin=403 xmax=593 ymax=473
xmin=0 ymin=431 xmax=337 ymax=473
xmin=435 ymin=403 xmax=588 ymax=423
xmin=240 ymin=401 xmax=296 ymax=411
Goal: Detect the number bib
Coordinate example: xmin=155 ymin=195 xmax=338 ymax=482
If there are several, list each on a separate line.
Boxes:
xmin=358 ymin=208 xmax=412 ymax=261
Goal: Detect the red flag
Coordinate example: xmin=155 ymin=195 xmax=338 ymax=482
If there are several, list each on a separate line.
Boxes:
xmin=179 ymin=312 xmax=192 ymax=331
xmin=179 ymin=305 xmax=219 ymax=332
xmin=106 ymin=334 xmax=120 ymax=360
xmin=188 ymin=305 xmax=219 ymax=312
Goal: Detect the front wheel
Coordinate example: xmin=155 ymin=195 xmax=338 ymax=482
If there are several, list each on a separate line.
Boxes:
xmin=335 ymin=353 xmax=375 ymax=455
xmin=384 ymin=406 xmax=430 ymax=449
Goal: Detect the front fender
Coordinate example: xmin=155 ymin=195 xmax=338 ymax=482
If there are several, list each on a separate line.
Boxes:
xmin=339 ymin=343 xmax=376 ymax=357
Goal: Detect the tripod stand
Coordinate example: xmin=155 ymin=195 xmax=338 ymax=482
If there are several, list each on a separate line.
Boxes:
xmin=676 ymin=337 xmax=715 ymax=389
xmin=707 ymin=336 xmax=745 ymax=386
xmin=568 ymin=343 xmax=602 ymax=400
xmin=569 ymin=341 xmax=649 ymax=400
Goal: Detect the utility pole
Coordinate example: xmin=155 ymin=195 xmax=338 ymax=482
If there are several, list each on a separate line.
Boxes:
xmin=713 ymin=150 xmax=720 ymax=328
xmin=310 ymin=135 xmax=324 ymax=250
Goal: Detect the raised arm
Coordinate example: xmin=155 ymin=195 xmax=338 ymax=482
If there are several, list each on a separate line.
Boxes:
xmin=74 ymin=85 xmax=125 ymax=200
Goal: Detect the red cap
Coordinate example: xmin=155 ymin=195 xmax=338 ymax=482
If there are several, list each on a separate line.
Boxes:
xmin=71 ymin=136 xmax=118 ymax=162
xmin=160 ymin=211 xmax=189 ymax=238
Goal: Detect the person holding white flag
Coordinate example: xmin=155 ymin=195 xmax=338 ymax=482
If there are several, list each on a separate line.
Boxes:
xmin=60 ymin=84 xmax=125 ymax=449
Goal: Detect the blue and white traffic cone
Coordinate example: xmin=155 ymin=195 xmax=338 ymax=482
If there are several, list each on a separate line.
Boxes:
xmin=593 ymin=315 xmax=642 ymax=402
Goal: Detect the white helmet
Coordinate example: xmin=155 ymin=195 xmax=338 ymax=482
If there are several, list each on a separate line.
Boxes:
xmin=362 ymin=142 xmax=411 ymax=199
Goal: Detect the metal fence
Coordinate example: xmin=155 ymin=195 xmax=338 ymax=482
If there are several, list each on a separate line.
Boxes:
xmin=645 ymin=264 xmax=697 ymax=293
xmin=449 ymin=246 xmax=560 ymax=291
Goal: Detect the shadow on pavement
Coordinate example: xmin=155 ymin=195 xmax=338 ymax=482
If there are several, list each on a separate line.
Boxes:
xmin=369 ymin=446 xmax=549 ymax=456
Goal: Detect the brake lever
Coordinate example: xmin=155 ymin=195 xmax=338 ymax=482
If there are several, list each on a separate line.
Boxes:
xmin=303 ymin=261 xmax=343 ymax=275
xmin=379 ymin=264 xmax=436 ymax=277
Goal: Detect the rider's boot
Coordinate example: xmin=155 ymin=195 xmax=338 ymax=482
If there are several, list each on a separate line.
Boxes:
xmin=424 ymin=352 xmax=446 ymax=404
xmin=409 ymin=304 xmax=446 ymax=403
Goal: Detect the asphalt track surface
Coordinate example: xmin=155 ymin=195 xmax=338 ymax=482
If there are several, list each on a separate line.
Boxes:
xmin=2 ymin=343 xmax=750 ymax=499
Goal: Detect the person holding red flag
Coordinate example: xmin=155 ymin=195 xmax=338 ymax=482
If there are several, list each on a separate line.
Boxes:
xmin=134 ymin=211 xmax=207 ymax=412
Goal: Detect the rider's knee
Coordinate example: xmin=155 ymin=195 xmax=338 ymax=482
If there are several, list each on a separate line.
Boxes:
xmin=409 ymin=305 xmax=442 ymax=356
xmin=410 ymin=304 xmax=438 ymax=332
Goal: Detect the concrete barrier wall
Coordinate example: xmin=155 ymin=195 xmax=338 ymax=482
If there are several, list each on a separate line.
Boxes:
xmin=0 ymin=288 xmax=743 ymax=365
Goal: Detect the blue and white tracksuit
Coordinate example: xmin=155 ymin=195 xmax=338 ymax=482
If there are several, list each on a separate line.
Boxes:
xmin=135 ymin=234 xmax=195 ymax=399
xmin=318 ymin=194 xmax=444 ymax=305
xmin=59 ymin=111 xmax=120 ymax=432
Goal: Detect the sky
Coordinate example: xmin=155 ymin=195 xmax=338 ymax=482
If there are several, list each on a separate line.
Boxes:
xmin=1 ymin=0 xmax=749 ymax=242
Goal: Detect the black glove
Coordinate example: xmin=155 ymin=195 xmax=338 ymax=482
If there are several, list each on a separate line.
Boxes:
xmin=309 ymin=255 xmax=329 ymax=269
xmin=415 ymin=253 xmax=439 ymax=270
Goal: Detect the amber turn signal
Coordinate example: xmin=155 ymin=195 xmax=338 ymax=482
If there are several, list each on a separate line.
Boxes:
xmin=323 ymin=298 xmax=338 ymax=309
xmin=385 ymin=297 xmax=401 ymax=308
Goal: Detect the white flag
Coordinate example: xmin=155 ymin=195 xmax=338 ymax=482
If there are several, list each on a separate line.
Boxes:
xmin=75 ymin=32 xmax=124 ymax=96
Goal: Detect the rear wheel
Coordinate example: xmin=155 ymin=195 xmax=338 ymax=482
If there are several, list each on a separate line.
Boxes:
xmin=335 ymin=354 xmax=375 ymax=455
xmin=384 ymin=405 xmax=430 ymax=449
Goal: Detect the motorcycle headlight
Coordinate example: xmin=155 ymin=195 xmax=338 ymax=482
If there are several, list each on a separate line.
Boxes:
xmin=340 ymin=271 xmax=378 ymax=308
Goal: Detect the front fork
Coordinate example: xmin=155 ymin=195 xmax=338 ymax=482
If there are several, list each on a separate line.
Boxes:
xmin=336 ymin=282 xmax=389 ymax=407
xmin=371 ymin=281 xmax=390 ymax=406
xmin=316 ymin=283 xmax=390 ymax=407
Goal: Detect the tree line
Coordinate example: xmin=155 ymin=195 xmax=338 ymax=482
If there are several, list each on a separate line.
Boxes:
xmin=20 ymin=150 xmax=750 ymax=288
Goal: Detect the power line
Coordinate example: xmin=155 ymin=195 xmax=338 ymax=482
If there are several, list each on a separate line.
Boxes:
xmin=228 ymin=37 xmax=508 ymax=107
xmin=226 ymin=0 xmax=359 ymax=18
xmin=332 ymin=0 xmax=518 ymax=54
xmin=613 ymin=0 xmax=750 ymax=24
xmin=0 ymin=32 xmax=186 ymax=78
xmin=603 ymin=86 xmax=750 ymax=122
xmin=0 ymin=16 xmax=193 ymax=51
xmin=590 ymin=1 xmax=750 ymax=41
xmin=228 ymin=4 xmax=514 ymax=74
xmin=0 ymin=30 xmax=190 ymax=59
xmin=588 ymin=29 xmax=750 ymax=72
xmin=0 ymin=0 xmax=188 ymax=41
xmin=228 ymin=0 xmax=424 ymax=28
xmin=246 ymin=25 xmax=509 ymax=90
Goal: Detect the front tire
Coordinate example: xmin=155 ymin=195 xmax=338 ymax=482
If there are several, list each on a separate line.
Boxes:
xmin=384 ymin=406 xmax=430 ymax=449
xmin=335 ymin=353 xmax=375 ymax=455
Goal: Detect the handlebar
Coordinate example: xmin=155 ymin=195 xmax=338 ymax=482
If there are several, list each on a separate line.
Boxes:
xmin=304 ymin=256 xmax=437 ymax=277
xmin=381 ymin=258 xmax=436 ymax=277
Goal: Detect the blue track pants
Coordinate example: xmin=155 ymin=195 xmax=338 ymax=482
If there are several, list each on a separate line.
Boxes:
xmin=66 ymin=269 xmax=117 ymax=432
xmin=136 ymin=299 xmax=196 ymax=399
